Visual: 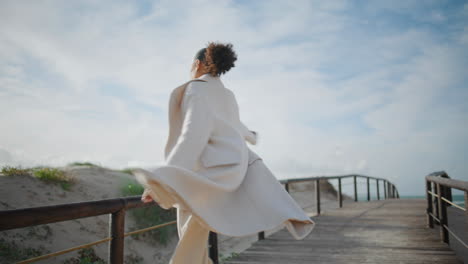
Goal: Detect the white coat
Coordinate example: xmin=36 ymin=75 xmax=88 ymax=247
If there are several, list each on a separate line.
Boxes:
xmin=133 ymin=73 xmax=315 ymax=239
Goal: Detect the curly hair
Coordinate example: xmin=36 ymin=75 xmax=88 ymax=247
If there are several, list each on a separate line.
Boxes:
xmin=195 ymin=42 xmax=238 ymax=77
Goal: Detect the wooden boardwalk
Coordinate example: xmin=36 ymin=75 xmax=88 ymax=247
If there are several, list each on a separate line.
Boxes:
xmin=225 ymin=199 xmax=463 ymax=264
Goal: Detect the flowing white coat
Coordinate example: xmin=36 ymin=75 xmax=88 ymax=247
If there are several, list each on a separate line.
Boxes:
xmin=133 ymin=73 xmax=315 ymax=239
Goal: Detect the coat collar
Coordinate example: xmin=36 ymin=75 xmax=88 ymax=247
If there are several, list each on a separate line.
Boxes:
xmin=196 ymin=73 xmax=221 ymax=83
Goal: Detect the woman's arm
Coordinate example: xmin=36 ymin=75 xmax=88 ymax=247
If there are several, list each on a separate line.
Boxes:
xmin=228 ymin=90 xmax=258 ymax=145
xmin=239 ymin=120 xmax=258 ymax=145
xmin=165 ymin=85 xmax=214 ymax=170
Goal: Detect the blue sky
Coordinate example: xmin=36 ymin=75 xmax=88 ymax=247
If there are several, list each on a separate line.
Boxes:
xmin=0 ymin=0 xmax=467 ymax=195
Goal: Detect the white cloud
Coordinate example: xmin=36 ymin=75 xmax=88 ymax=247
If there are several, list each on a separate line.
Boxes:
xmin=0 ymin=0 xmax=467 ymax=195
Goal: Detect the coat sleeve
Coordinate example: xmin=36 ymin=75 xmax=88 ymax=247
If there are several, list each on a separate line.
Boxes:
xmin=228 ymin=90 xmax=258 ymax=145
xmin=165 ymin=86 xmax=214 ymax=170
xmin=239 ymin=120 xmax=258 ymax=145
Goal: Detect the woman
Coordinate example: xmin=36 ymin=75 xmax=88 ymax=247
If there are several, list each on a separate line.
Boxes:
xmin=133 ymin=42 xmax=315 ymax=264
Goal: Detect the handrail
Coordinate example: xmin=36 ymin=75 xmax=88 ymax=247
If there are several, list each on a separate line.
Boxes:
xmin=278 ymin=173 xmax=393 ymax=184
xmin=425 ymin=171 xmax=468 ymax=248
xmin=0 ymin=173 xmax=399 ymax=264
xmin=0 ymin=196 xmax=147 ymax=231
xmin=0 ymin=196 xmax=174 ymax=263
xmin=426 ymin=172 xmax=468 ymax=192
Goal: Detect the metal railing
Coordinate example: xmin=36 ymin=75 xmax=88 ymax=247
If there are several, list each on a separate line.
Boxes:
xmin=0 ymin=173 xmax=398 ymax=264
xmin=425 ymin=171 xmax=468 ymax=248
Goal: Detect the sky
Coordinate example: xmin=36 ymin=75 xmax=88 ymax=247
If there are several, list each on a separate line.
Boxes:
xmin=1 ymin=0 xmax=467 ymax=196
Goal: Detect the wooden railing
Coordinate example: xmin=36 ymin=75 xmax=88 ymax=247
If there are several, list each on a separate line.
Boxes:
xmin=425 ymin=171 xmax=468 ymax=248
xmin=0 ymin=196 xmax=175 ymax=263
xmin=0 ymin=174 xmax=398 ymax=264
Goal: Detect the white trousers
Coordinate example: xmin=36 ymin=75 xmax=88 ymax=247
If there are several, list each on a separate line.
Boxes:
xmin=169 ymin=206 xmax=214 ymax=264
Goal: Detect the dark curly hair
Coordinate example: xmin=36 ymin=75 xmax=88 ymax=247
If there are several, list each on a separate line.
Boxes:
xmin=194 ymin=42 xmax=238 ymax=77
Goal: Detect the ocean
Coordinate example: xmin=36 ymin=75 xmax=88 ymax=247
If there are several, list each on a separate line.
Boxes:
xmin=399 ymin=194 xmax=465 ymax=207
xmin=353 ymin=194 xmax=465 ymax=208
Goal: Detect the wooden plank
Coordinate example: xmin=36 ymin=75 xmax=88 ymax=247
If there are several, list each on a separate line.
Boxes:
xmin=225 ymin=199 xmax=463 ymax=264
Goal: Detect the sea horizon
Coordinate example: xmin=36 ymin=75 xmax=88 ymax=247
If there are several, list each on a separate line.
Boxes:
xmin=353 ymin=194 xmax=465 ymax=207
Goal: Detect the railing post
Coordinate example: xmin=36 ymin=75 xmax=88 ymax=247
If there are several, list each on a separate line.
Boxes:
xmin=316 ymin=179 xmax=321 ymax=215
xmin=338 ymin=178 xmax=343 ymax=208
xmin=392 ymin=184 xmax=396 ymax=198
xmin=258 ymin=231 xmax=265 ymax=240
xmin=434 ymin=183 xmax=440 ymax=225
xmin=384 ymin=181 xmax=387 ymax=199
xmin=436 ymin=183 xmax=449 ymax=244
xmin=426 ymin=180 xmax=434 ymax=228
xmin=209 ymin=231 xmax=219 ymax=264
xmin=109 ymin=209 xmax=125 ymax=264
xmin=376 ymin=179 xmax=380 ymax=200
xmin=353 ymin=175 xmax=357 ymax=202
xmin=465 ymin=191 xmax=468 ymax=226
xmin=366 ymin=177 xmax=370 ymax=201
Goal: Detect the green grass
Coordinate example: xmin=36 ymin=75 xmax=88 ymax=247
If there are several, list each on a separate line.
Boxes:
xmin=220 ymin=252 xmax=240 ymax=263
xmin=1 ymin=166 xmax=74 ymax=191
xmin=68 ymin=161 xmax=100 ymax=167
xmin=121 ymin=179 xmax=145 ymax=196
xmin=0 ymin=238 xmax=48 ymax=263
xmin=62 ymin=248 xmax=106 ymax=264
xmin=120 ymin=179 xmax=177 ymax=246
xmin=33 ymin=167 xmax=75 ymax=191
xmin=120 ymin=168 xmax=135 ymax=175
xmin=1 ymin=166 xmax=31 ymax=176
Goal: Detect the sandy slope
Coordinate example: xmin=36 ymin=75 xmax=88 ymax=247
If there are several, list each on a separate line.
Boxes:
xmin=0 ymin=166 xmax=350 ymax=263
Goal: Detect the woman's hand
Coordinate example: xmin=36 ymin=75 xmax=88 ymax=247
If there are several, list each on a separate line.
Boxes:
xmin=141 ymin=188 xmax=155 ymax=203
xmin=249 ymin=130 xmax=258 ymax=145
